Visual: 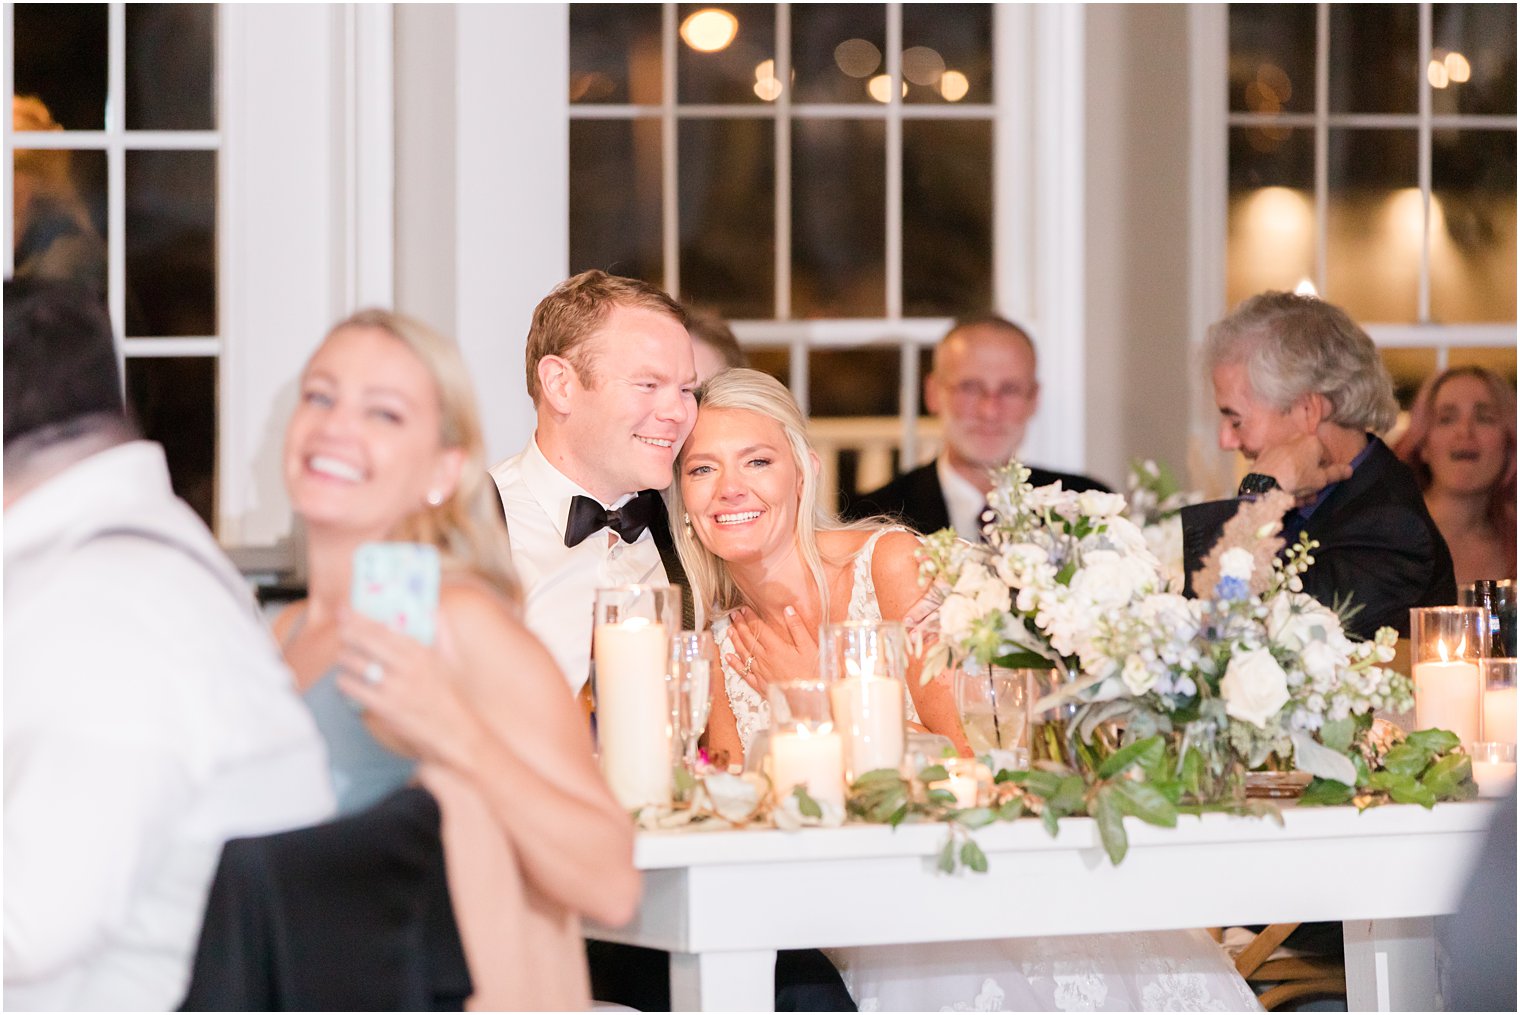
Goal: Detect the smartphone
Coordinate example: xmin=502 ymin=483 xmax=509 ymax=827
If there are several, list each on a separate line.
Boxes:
xmin=351 ymin=542 xmax=441 ymax=645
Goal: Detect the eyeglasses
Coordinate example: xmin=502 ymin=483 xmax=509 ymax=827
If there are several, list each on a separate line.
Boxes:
xmin=944 ymin=380 xmax=1034 ymax=407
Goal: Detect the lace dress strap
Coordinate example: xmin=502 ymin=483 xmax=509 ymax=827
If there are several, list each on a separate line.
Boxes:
xmin=846 ymin=526 xmax=910 ymax=622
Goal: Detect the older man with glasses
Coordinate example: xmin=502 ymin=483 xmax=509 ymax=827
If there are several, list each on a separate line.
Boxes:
xmin=844 ymin=315 xmax=1109 ymax=540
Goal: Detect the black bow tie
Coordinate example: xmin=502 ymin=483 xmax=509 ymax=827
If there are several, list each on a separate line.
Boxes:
xmin=564 ymin=490 xmax=664 ymax=548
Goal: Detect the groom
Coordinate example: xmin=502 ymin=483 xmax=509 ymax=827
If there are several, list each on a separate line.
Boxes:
xmin=491 ymin=269 xmax=698 ymax=693
xmin=492 ymin=270 xmax=856 ymax=1012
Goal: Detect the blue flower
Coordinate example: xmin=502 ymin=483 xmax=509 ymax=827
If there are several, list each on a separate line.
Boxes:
xmin=1214 ymin=575 xmax=1249 ymax=602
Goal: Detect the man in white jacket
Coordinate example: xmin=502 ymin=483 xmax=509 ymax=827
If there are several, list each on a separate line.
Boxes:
xmin=3 ymin=279 xmax=334 ymax=1011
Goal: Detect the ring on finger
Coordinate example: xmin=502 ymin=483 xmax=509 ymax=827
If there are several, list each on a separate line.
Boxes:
xmin=363 ymin=660 xmax=385 ymax=685
xmin=742 ymin=655 xmax=755 ymax=677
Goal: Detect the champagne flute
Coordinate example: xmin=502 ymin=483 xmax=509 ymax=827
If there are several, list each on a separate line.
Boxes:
xmin=670 ymin=630 xmax=717 ymax=770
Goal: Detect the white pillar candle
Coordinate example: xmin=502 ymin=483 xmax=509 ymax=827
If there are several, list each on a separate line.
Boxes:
xmin=770 ymin=729 xmax=845 ymax=808
xmin=828 ymin=671 xmax=905 ymax=782
xmin=594 ymin=618 xmax=672 ymax=809
xmin=1483 ymin=686 xmax=1517 ymax=745
xmin=1414 ymin=659 xmax=1482 ymax=745
xmin=933 ymin=758 xmax=986 ymax=809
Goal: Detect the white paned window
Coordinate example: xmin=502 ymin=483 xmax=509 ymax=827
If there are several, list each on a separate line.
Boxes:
xmin=569 ymin=3 xmax=1003 ymax=506
xmin=1222 ymin=3 xmax=1516 ymax=403
xmin=6 ymin=1 xmax=222 ymax=525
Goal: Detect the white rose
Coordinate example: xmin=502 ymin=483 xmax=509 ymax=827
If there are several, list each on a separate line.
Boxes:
xmin=1069 ymin=550 xmax=1155 ymax=610
xmin=1077 ymin=489 xmax=1129 ymax=519
xmin=1220 ymin=647 xmax=1291 ymax=728
xmin=1299 ymin=639 xmax=1346 ymax=686
xmin=952 ymin=566 xmax=1011 ymax=615
xmin=1121 ymin=653 xmax=1157 ymax=695
xmin=938 ymin=594 xmax=983 ymax=641
xmin=1265 ymin=593 xmax=1343 ymax=653
xmin=1219 ymin=547 xmax=1255 ymax=582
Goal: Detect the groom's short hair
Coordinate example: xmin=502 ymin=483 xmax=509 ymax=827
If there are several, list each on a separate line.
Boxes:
xmin=524 ymin=270 xmax=687 ymax=405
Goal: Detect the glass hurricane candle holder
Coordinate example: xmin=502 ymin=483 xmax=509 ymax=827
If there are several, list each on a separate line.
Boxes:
xmin=592 ymin=584 xmax=680 ymax=809
xmin=1410 ymin=606 xmax=1488 ymax=748
xmin=1470 ymin=742 xmax=1517 ymax=799
xmin=768 ymin=676 xmax=845 ymax=807
xmin=1481 ymin=658 xmax=1517 ymax=746
xmin=822 ymin=620 xmax=908 ymax=783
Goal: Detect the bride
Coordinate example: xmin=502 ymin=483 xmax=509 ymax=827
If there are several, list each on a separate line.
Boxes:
xmin=670 ymin=369 xmax=1261 ymax=1012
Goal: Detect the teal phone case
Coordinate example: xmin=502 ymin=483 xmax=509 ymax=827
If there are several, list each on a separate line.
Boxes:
xmin=351 ymin=542 xmax=440 ymax=645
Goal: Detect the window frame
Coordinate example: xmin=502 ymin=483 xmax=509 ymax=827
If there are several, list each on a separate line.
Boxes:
xmin=4 ymin=2 xmax=396 ymax=549
xmin=1192 ymin=3 xmax=1518 ymax=360
xmin=564 ymin=3 xmax=1090 ymax=476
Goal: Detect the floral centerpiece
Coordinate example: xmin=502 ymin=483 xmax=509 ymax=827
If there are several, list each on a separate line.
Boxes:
xmin=1125 ymin=458 xmax=1203 ymax=593
xmin=915 ymin=462 xmax=1475 ymax=864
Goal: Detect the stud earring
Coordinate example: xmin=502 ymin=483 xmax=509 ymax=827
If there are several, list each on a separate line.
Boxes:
xmin=683 ymin=511 xmax=692 ymax=533
xmin=426 ymin=490 xmax=444 ymax=507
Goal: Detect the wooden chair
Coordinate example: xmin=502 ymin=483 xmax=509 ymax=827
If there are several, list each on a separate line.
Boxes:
xmin=1227 ymin=922 xmax=1347 ymax=1011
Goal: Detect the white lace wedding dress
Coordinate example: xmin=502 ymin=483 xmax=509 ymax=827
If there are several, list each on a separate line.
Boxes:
xmin=716 ymin=530 xmax=1263 ymax=1013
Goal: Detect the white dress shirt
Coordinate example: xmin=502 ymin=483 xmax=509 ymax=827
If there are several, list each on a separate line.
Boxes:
xmin=492 ymin=437 xmax=669 ymax=693
xmin=937 ymin=453 xmax=990 ymax=542
xmin=4 ymin=441 xmax=335 ymax=1011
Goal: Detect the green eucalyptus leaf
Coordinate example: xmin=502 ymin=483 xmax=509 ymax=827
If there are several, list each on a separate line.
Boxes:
xmin=1094 ymin=787 xmax=1130 ymax=866
xmin=854 ymin=769 xmax=908 ymax=790
xmin=927 ymin=788 xmax=959 ymax=806
xmin=1380 ymin=744 xmax=1431 ymax=779
xmin=918 ymin=764 xmax=950 ymax=784
xmin=960 ymin=838 xmax=990 ymax=873
xmin=993 ymin=651 xmax=1054 ymax=670
xmin=1421 ymin=753 xmax=1473 ymax=799
xmin=1112 ymin=779 xmax=1178 ymax=828
xmin=1319 ymin=717 xmax=1355 ymax=754
xmin=1049 ymin=775 xmax=1088 ymax=815
xmin=1405 ymin=728 xmax=1461 ymax=755
xmin=1299 ymin=777 xmax=1356 ymax=807
xmin=997 ymin=798 xmax=1025 ymax=822
xmin=887 ymin=803 xmax=909 ymax=827
xmin=1371 ymin=770 xmax=1437 ymax=807
xmin=1055 ymin=562 xmax=1078 ymax=586
xmin=1097 ymin=734 xmax=1166 ymax=781
xmin=793 ymin=785 xmax=823 ymax=819
xmin=1022 ymin=771 xmax=1066 ymax=799
xmin=1353 ymin=753 xmax=1373 ymax=787
xmin=955 ymin=807 xmax=998 ymax=830
xmin=1040 ymin=806 xmax=1060 ymax=837
xmin=938 ymin=838 xmax=957 ymax=874
xmin=993 ymin=768 xmax=1021 ymax=785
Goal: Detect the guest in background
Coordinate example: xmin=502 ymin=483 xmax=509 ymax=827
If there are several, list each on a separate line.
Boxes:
xmin=10 ymin=96 xmax=106 ymax=294
xmin=491 ymin=269 xmax=700 ymax=689
xmin=1180 ymin=291 xmax=1456 ymax=638
xmin=686 ymin=304 xmax=748 ymax=383
xmin=3 ymin=279 xmax=334 ymax=1010
xmin=673 ymin=368 xmax=971 ymax=763
xmin=275 ymin=309 xmax=637 ymax=1009
xmin=1393 ymin=365 xmax=1517 ymax=586
xmin=844 ymin=316 xmax=1109 ymax=540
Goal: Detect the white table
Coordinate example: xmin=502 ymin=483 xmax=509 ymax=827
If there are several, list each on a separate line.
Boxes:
xmin=585 ymin=801 xmax=1498 ymax=1011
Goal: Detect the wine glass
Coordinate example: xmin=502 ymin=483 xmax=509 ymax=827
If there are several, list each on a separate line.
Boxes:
xmin=955 ymin=665 xmax=1028 ymax=764
xmin=670 ymin=630 xmax=717 ymax=771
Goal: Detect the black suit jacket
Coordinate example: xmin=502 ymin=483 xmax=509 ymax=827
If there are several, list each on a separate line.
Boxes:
xmin=181 ymin=787 xmax=471 ymax=1012
xmin=842 ymin=460 xmax=1112 ymax=536
xmin=1180 ymin=437 xmax=1456 ymax=639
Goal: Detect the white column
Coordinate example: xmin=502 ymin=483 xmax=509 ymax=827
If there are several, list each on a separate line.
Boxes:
xmin=454 ymin=3 xmax=569 ymax=464
xmin=1343 ymin=917 xmax=1439 ymax=1012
